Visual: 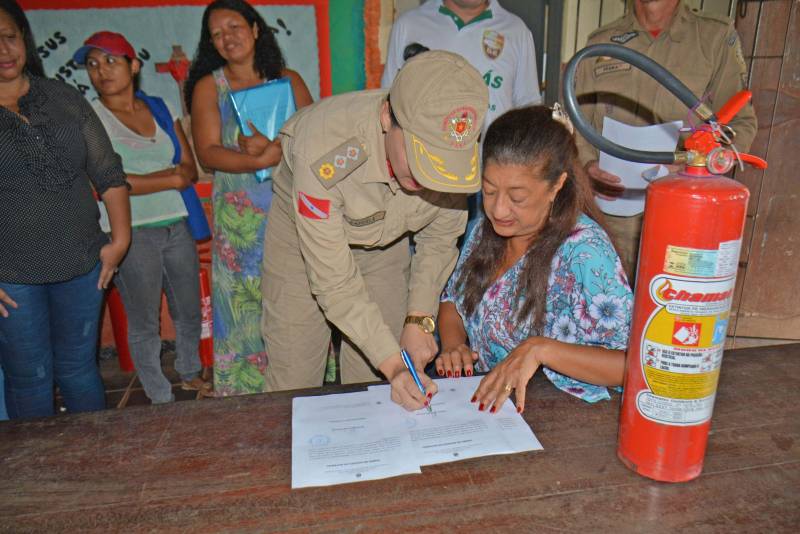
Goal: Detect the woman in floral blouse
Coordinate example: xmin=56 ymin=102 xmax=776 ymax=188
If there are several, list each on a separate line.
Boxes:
xmin=436 ymin=105 xmax=633 ymax=413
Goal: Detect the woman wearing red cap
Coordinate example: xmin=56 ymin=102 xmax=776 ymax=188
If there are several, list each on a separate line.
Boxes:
xmin=0 ymin=0 xmax=131 ymax=419
xmin=73 ymin=31 xmax=212 ymax=404
xmin=184 ymin=0 xmax=312 ymax=395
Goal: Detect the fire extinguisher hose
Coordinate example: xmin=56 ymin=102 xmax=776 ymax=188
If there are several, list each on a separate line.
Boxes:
xmin=562 ymin=43 xmax=716 ymax=165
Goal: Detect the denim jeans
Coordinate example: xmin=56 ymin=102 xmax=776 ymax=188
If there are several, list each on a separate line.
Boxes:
xmin=0 ymin=262 xmax=105 ymax=419
xmin=114 ymin=220 xmax=202 ymax=404
xmin=0 ymin=365 xmax=8 ymax=421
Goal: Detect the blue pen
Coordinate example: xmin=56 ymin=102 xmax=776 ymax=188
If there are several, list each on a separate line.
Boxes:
xmin=401 ymin=349 xmax=432 ymax=414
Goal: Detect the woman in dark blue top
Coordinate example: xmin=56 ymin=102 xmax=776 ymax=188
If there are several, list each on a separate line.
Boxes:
xmin=0 ymin=0 xmax=131 ymax=419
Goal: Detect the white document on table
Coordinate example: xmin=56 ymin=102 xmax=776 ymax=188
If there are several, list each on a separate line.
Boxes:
xmin=291 ymin=391 xmax=421 ymax=489
xmin=596 ymin=117 xmax=682 ymax=217
xmin=367 ymin=376 xmax=542 ymax=466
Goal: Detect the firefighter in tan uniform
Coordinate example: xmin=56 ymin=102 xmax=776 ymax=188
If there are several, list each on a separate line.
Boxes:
xmin=575 ymin=0 xmax=757 ymax=282
xmin=262 ymin=51 xmax=488 ymax=410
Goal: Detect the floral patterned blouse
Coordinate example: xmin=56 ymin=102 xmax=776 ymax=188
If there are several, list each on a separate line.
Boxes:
xmin=442 ymin=214 xmax=633 ymax=403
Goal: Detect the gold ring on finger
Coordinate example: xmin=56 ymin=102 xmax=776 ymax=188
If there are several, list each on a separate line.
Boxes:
xmin=504 ymin=384 xmax=513 ymax=393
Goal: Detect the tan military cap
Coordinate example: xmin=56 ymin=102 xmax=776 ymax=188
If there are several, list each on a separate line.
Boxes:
xmin=389 ymin=50 xmax=488 ymax=194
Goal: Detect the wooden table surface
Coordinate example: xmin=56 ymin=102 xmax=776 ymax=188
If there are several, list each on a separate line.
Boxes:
xmin=1 ymin=344 xmax=798 ymax=533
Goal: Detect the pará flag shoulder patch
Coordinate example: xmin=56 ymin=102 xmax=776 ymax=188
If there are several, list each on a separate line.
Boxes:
xmin=310 ymin=137 xmax=368 ymax=189
xmin=298 ymin=192 xmax=331 ymax=220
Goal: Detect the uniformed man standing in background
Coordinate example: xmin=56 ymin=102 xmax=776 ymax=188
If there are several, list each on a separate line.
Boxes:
xmin=261 ymin=51 xmax=488 ymax=410
xmin=575 ymin=0 xmax=757 ymax=283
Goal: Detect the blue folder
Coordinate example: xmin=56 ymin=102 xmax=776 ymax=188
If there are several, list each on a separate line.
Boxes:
xmin=228 ymin=77 xmax=296 ymax=183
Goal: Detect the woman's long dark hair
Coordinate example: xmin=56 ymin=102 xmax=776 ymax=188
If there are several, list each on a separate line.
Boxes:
xmin=456 ymin=105 xmax=610 ymax=332
xmin=0 ymin=0 xmax=45 ymax=77
xmin=184 ymin=0 xmax=285 ymax=110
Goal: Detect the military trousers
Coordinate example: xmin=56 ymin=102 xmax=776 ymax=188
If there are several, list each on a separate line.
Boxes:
xmin=604 ymin=212 xmax=644 ymax=287
xmin=261 ymin=203 xmax=410 ymax=391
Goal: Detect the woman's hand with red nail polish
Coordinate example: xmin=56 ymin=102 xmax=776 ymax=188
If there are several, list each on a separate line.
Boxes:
xmin=470 ymin=338 xmax=547 ymax=415
xmin=435 ymin=343 xmax=478 ymax=379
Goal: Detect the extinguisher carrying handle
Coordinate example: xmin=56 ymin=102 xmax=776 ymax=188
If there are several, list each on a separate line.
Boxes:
xmin=562 ymin=43 xmax=716 ymax=165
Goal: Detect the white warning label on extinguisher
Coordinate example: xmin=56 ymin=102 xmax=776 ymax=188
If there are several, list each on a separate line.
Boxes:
xmin=636 ymin=391 xmax=718 ymax=426
xmin=636 ymin=274 xmax=734 ymax=425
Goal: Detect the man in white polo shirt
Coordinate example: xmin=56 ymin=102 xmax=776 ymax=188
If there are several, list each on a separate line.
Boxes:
xmin=382 ymin=0 xmax=541 ymax=133
xmin=382 ymin=1 xmax=541 ymax=230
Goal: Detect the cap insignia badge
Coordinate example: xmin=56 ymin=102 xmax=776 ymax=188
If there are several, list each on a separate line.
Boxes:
xmin=443 ymin=106 xmax=477 ymax=147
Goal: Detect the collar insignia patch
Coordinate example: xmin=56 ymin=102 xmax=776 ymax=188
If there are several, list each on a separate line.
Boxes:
xmin=611 ymin=31 xmax=638 ymax=44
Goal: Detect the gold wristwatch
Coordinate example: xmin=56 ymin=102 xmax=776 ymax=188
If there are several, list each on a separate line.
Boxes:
xmin=404 ymin=315 xmax=436 ymax=334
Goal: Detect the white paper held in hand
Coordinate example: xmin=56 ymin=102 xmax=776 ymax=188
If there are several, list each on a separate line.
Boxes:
xmin=596 ymin=117 xmax=682 ymax=217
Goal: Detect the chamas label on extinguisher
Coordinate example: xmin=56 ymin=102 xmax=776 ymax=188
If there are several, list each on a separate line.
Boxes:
xmin=636 ymin=274 xmax=735 ymax=426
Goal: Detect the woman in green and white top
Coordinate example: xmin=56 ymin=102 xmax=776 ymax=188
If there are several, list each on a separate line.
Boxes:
xmin=75 ymin=31 xmax=211 ymax=403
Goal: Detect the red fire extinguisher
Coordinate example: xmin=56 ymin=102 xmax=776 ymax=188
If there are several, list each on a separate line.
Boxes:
xmin=563 ymin=45 xmax=767 ymax=482
xmin=199 ymin=267 xmax=214 ymax=368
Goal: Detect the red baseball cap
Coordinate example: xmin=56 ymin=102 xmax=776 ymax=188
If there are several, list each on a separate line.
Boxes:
xmin=73 ymin=31 xmax=136 ymax=65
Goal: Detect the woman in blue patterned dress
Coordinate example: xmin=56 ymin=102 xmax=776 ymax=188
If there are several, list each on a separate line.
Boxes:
xmin=436 ymin=105 xmax=633 ymax=413
xmin=185 ymin=0 xmax=312 ymax=395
